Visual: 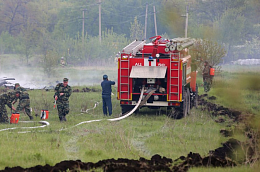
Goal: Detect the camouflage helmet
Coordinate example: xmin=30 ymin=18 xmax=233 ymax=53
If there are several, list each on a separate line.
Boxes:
xmin=15 ymin=83 xmax=20 ymax=86
xmin=63 ymin=78 xmax=68 ymax=82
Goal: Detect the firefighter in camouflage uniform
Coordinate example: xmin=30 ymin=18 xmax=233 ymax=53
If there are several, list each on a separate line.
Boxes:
xmin=0 ymin=91 xmax=20 ymax=123
xmin=54 ymin=78 xmax=72 ymax=122
xmin=14 ymin=83 xmax=33 ymax=120
xmin=202 ymin=61 xmax=211 ymax=92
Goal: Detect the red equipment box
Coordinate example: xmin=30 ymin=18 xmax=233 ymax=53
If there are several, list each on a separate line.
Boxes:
xmin=10 ymin=113 xmax=20 ymax=124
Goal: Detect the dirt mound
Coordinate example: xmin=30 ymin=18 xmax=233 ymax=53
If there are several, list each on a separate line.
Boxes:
xmin=1 ymin=141 xmax=239 ymax=172
xmin=220 ymin=129 xmax=233 ymax=137
xmin=198 ymin=95 xmax=242 ymax=123
xmin=198 ymin=94 xmax=257 ymax=164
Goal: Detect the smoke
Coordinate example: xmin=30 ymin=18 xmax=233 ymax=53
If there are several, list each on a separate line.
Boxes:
xmin=0 ymin=65 xmax=117 ymax=89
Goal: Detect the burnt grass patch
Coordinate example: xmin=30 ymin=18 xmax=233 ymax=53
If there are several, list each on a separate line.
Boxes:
xmin=1 ymin=95 xmax=258 ymax=172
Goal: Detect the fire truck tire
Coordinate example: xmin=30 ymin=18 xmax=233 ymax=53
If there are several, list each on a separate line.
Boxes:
xmin=187 ymin=88 xmax=191 ymax=114
xmin=182 ymin=90 xmax=188 ymax=117
xmin=194 ymin=85 xmax=198 ymax=108
xmin=168 ymin=108 xmax=181 ymax=119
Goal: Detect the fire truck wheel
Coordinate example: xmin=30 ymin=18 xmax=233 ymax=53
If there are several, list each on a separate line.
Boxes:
xmin=168 ymin=108 xmax=182 ymax=119
xmin=187 ymin=88 xmax=191 ymax=114
xmin=194 ymin=85 xmax=198 ymax=108
xmin=182 ymin=90 xmax=188 ymax=117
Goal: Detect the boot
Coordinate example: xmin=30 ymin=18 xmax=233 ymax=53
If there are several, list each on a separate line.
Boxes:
xmin=63 ymin=115 xmax=67 ymax=121
xmin=29 ymin=116 xmax=33 ymax=120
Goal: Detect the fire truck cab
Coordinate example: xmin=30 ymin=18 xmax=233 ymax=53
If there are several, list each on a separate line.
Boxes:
xmin=117 ymin=36 xmax=198 ymax=117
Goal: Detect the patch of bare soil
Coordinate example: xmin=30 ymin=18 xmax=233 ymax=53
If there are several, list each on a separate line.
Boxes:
xmin=0 ymin=144 xmax=238 ymax=172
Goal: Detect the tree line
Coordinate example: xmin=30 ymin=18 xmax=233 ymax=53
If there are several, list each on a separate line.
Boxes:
xmin=0 ymin=0 xmax=259 ymax=70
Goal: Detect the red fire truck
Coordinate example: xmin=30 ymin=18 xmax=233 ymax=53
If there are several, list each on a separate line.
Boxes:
xmin=117 ymin=36 xmax=198 ymax=117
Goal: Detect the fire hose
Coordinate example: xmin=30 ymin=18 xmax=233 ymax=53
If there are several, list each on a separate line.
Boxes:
xmin=108 ymin=87 xmax=156 ymax=122
xmin=72 ymin=86 xmax=146 ymax=127
xmin=1 ymin=86 xmax=155 ymax=132
xmin=0 ymin=121 xmax=49 ymax=132
xmin=64 ymin=86 xmax=156 ymax=129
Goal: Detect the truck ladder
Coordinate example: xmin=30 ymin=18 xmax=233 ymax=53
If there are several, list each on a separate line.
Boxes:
xmin=169 ymin=52 xmax=181 ymax=101
xmin=119 ymin=55 xmax=130 ymax=100
xmin=122 ymin=40 xmax=146 ymax=55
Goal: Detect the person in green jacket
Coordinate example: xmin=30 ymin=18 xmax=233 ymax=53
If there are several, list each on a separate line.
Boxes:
xmin=54 ymin=78 xmax=72 ymax=122
xmin=0 ymin=91 xmax=20 ymax=123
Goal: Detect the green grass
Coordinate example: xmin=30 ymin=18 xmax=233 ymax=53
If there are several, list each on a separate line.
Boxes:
xmin=190 ymin=166 xmax=255 ymax=172
xmin=0 ymin=86 xmax=228 ymax=170
xmin=145 ymin=109 xmax=225 ymax=158
xmin=203 ymin=66 xmax=260 ymax=115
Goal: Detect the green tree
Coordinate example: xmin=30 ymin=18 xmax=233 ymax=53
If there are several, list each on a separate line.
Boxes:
xmin=0 ymin=31 xmax=16 ymax=54
xmin=130 ymin=16 xmax=144 ymax=41
xmin=190 ymin=39 xmax=226 ymax=71
xmin=0 ymin=0 xmax=31 ymax=35
xmin=213 ymin=8 xmax=246 ymax=61
xmin=17 ymin=22 xmax=38 ymax=65
xmin=214 ymin=8 xmax=246 ymax=45
xmin=159 ymin=0 xmax=186 ymax=37
xmin=245 ymin=36 xmax=260 ymax=59
xmin=42 ymin=50 xmax=59 ymax=78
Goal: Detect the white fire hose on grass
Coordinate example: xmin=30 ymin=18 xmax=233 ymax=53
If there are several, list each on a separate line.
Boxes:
xmin=61 ymin=86 xmax=156 ymax=130
xmin=68 ymin=86 xmax=146 ymax=129
xmin=0 ymin=121 xmax=49 ymax=132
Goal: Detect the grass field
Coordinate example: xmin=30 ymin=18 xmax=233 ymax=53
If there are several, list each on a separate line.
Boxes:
xmin=0 ymin=60 xmax=259 ymax=171
xmin=0 ymin=87 xmax=227 ymax=169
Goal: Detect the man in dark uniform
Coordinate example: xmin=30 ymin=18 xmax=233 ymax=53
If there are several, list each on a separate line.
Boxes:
xmin=101 ymin=75 xmax=115 ymax=116
xmin=15 ymin=84 xmax=33 ymax=120
xmin=54 ymin=78 xmax=72 ymax=122
xmin=202 ymin=61 xmax=211 ymax=92
xmin=0 ymin=91 xmax=20 ymax=123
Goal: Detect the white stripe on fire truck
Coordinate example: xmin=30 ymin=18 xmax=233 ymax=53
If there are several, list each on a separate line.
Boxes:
xmin=144 ymin=59 xmax=156 ymax=66
xmin=151 ymin=59 xmax=156 ymax=66
xmin=144 ymin=59 xmax=149 ymax=66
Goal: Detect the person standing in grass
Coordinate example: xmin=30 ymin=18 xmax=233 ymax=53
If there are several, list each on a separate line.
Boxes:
xmin=101 ymin=74 xmax=115 ymax=116
xmin=202 ymin=61 xmax=211 ymax=92
xmin=54 ymin=78 xmax=72 ymax=122
xmin=0 ymin=91 xmax=20 ymax=123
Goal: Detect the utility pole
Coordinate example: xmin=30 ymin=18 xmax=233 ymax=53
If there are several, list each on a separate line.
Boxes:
xmin=185 ymin=5 xmax=189 ymax=38
xmin=82 ymin=9 xmax=86 ymax=45
xmin=181 ymin=5 xmax=189 ymax=38
xmin=144 ymin=3 xmax=148 ymax=40
xmin=99 ymin=0 xmax=101 ymax=43
xmin=153 ymin=6 xmax=157 ymax=36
